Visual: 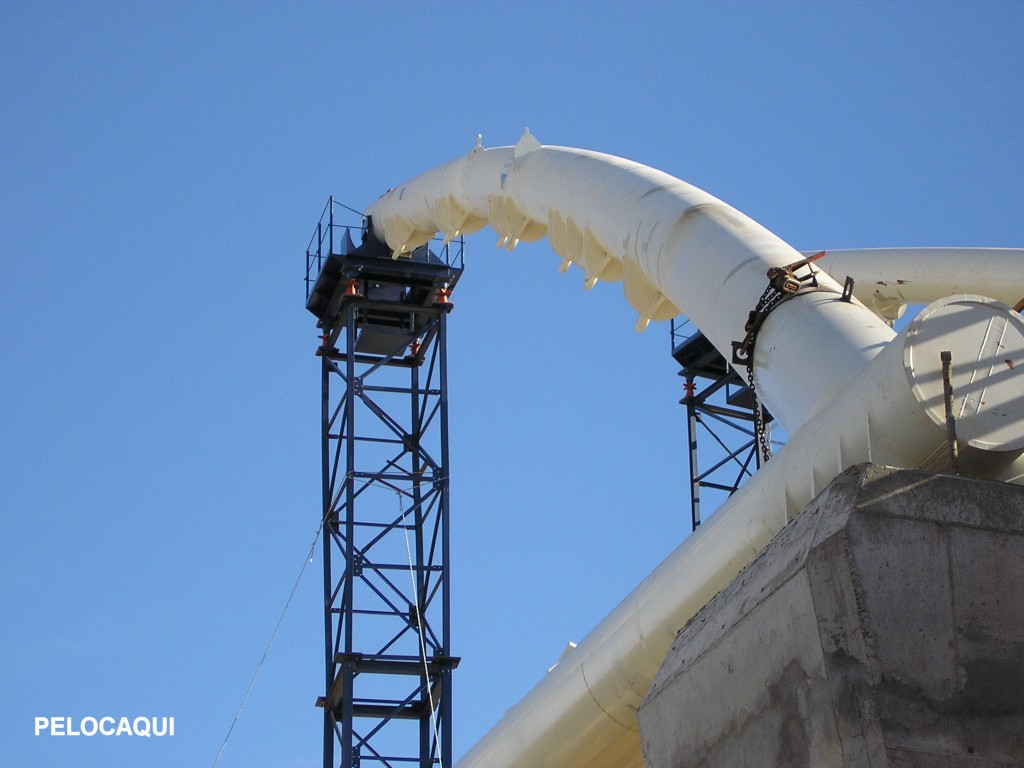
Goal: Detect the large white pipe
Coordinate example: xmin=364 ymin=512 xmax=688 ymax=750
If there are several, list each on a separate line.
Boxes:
xmin=811 ymin=248 xmax=1024 ymax=321
xmin=366 ymin=132 xmax=896 ymax=434
xmin=361 ymin=134 xmax=1024 ymax=768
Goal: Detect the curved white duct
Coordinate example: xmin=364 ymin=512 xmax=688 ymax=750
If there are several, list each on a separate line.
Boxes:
xmin=361 ymin=133 xmax=1024 ymax=768
xmin=809 ymin=248 xmax=1024 ymax=321
xmin=366 ymin=131 xmax=897 ymax=434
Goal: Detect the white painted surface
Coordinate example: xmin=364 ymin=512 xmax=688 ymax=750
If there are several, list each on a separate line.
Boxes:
xmin=360 ymin=135 xmax=1024 ymax=768
xmin=366 ymin=133 xmax=896 ymax=434
xmin=812 ymin=248 xmax=1024 ymax=321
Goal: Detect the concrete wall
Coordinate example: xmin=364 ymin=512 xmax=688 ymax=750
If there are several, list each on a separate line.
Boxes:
xmin=638 ymin=464 xmax=1024 ymax=768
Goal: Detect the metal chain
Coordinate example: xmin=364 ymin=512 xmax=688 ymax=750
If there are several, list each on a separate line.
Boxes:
xmin=746 ymin=363 xmax=772 ymax=466
xmin=736 ymin=252 xmax=829 ymax=466
xmin=745 ymin=284 xmax=785 ymax=465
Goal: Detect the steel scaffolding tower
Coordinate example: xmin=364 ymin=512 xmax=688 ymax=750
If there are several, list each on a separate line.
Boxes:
xmin=670 ymin=321 xmax=773 ymax=531
xmin=306 ymin=200 xmax=462 ymax=768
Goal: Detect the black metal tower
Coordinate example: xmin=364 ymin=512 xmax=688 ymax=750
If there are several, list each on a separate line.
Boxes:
xmin=306 ymin=199 xmax=462 ymax=768
xmin=670 ymin=320 xmax=774 ymax=531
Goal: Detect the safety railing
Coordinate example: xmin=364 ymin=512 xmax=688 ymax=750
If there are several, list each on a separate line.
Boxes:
xmin=306 ymin=196 xmax=465 ymax=300
xmin=669 ymin=316 xmax=696 ymax=353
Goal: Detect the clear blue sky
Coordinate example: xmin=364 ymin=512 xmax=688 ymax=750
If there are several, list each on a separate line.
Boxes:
xmin=2 ymin=2 xmax=1022 ymax=766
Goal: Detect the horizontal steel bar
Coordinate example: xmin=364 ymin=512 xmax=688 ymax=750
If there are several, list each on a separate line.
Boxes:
xmin=698 ymin=481 xmax=741 ymax=492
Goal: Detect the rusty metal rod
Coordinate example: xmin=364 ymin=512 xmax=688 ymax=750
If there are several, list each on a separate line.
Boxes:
xmin=941 ymin=350 xmax=960 ymax=475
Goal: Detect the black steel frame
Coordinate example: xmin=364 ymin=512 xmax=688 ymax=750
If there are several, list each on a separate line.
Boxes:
xmin=307 ymin=203 xmax=461 ymax=768
xmin=671 ymin=320 xmax=774 ymax=531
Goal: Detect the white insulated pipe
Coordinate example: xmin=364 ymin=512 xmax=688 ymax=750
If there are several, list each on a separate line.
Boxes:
xmin=811 ymin=248 xmax=1024 ymax=321
xmin=366 ymin=132 xmax=897 ymax=434
xmin=362 ymin=133 xmax=1024 ymax=768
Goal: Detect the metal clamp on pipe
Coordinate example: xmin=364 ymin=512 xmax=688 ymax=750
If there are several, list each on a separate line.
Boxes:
xmin=767 ymin=250 xmax=826 ymax=293
xmin=731 ymin=251 xmax=827 ymax=366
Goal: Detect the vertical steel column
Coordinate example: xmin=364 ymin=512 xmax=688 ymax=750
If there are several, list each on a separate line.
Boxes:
xmin=322 ymin=353 xmax=335 ymax=768
xmin=437 ymin=308 xmax=453 ymax=768
xmin=409 ymin=354 xmax=429 ymax=768
xmin=683 ymin=374 xmax=701 ymax=530
xmin=341 ymin=302 xmax=357 ymax=768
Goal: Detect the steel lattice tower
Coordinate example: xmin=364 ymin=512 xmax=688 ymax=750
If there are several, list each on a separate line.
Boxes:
xmin=670 ymin=321 xmax=774 ymax=530
xmin=306 ymin=200 xmax=462 ymax=768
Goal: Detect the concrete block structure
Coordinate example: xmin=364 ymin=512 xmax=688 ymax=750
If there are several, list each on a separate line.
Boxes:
xmin=639 ymin=464 xmax=1024 ymax=768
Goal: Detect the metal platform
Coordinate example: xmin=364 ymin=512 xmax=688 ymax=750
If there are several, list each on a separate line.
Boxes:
xmin=671 ymin=321 xmax=772 ymax=530
xmin=307 ymin=215 xmax=462 ymax=362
